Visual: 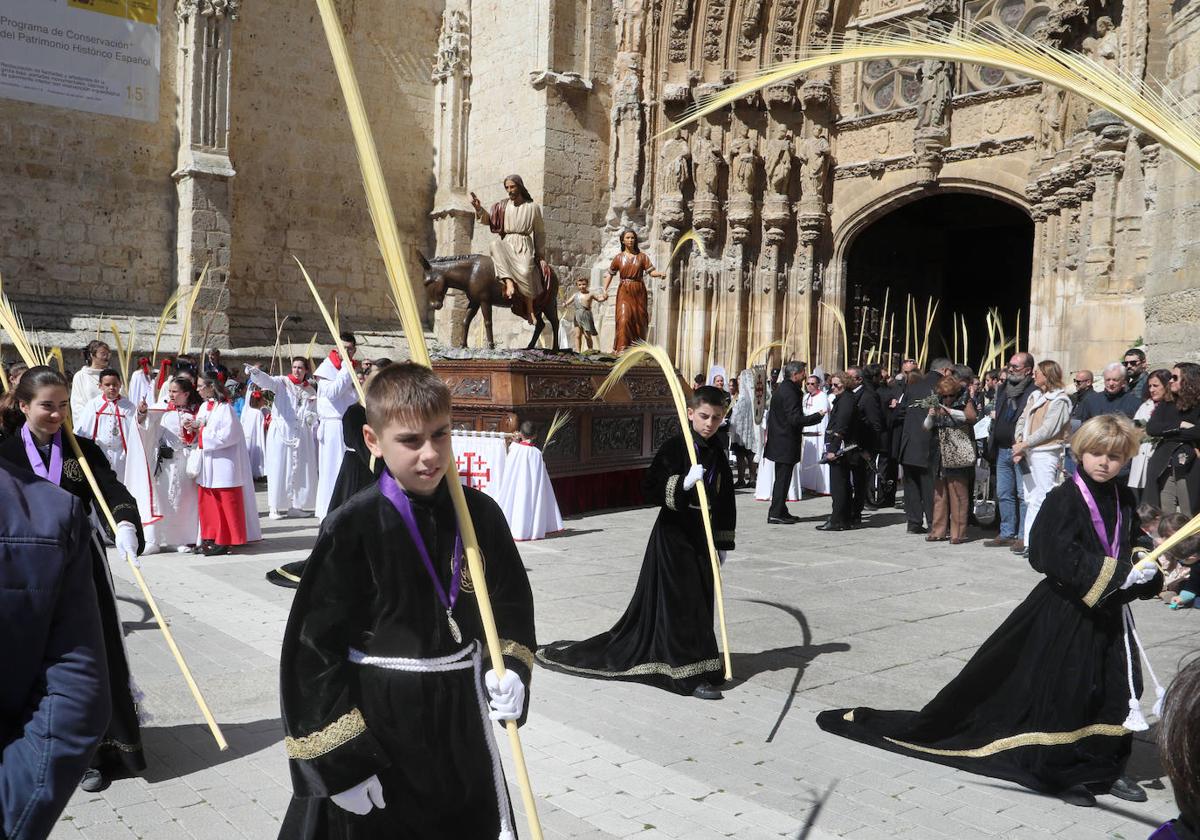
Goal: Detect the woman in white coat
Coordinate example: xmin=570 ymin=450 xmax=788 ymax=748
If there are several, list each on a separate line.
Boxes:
xmin=1013 ymin=360 xmax=1073 ymax=547
xmin=192 ymin=373 xmax=262 ymax=555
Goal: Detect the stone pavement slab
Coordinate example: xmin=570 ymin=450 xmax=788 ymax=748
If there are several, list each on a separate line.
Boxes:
xmin=50 ymin=488 xmax=1188 ymax=839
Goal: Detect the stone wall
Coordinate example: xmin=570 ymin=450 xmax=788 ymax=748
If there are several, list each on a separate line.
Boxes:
xmin=0 ymin=18 xmax=179 ymax=320
xmin=1145 ymin=0 xmax=1200 ymax=366
xmin=227 ymin=0 xmax=441 ymax=346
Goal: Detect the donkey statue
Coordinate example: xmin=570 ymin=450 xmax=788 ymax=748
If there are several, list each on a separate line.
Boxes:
xmin=419 ymin=253 xmax=561 ymax=350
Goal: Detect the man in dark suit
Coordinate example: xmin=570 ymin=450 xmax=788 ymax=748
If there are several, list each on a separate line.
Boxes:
xmin=897 ymin=357 xmax=955 ymax=533
xmin=1 ymin=462 xmax=110 ymax=840
xmin=764 ymin=360 xmax=826 ymax=523
xmin=820 ymin=369 xmax=872 ymax=530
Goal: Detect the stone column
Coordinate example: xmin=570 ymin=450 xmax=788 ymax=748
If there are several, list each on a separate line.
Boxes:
xmin=430 ymin=5 xmax=474 ymax=347
xmin=173 ymin=0 xmax=239 ymax=349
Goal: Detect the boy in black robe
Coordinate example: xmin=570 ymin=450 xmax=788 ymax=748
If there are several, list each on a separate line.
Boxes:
xmin=817 ymin=414 xmax=1163 ymax=808
xmin=538 ymin=385 xmax=735 ymax=700
xmin=278 ymin=363 xmax=536 ymax=839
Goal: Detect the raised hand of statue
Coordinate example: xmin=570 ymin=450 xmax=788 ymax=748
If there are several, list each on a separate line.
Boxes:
xmin=469 ymin=191 xmax=483 ymax=212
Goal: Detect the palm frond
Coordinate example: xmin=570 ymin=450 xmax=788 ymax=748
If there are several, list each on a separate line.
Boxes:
xmin=542 ymin=409 xmax=572 ymax=450
xmin=818 ymin=300 xmax=849 ymax=370
xmin=151 ymin=288 xmax=181 ymax=368
xmin=294 ymin=257 xmax=366 ymax=405
xmin=177 ymin=262 xmax=210 ymax=356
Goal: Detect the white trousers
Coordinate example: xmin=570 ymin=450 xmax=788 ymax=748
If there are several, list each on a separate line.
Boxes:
xmin=1021 ymin=447 xmax=1062 ymax=546
xmin=315 ymin=418 xmax=346 ymax=519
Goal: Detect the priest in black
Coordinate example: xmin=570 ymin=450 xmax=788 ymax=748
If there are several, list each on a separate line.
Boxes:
xmin=0 ymin=366 xmax=147 ymax=792
xmin=816 ymin=415 xmax=1163 ymax=807
xmin=538 ymin=385 xmax=735 ymax=700
xmin=279 ymin=363 xmax=536 ymax=840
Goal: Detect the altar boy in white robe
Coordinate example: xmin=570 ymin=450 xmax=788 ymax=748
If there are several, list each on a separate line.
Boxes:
xmin=74 ymin=368 xmax=162 ymax=544
xmin=312 ymin=334 xmax=359 ymax=520
xmin=496 ymin=421 xmax=563 ymax=540
xmin=246 ymin=358 xmax=319 ymax=519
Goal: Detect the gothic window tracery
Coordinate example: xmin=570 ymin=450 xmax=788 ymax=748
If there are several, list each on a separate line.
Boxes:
xmin=962 ymin=0 xmax=1051 ymax=91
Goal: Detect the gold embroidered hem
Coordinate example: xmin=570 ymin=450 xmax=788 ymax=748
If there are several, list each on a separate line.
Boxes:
xmin=536 ymin=648 xmax=719 ymax=680
xmin=664 ymin=474 xmax=680 ymax=510
xmin=715 ymin=529 xmax=735 ymax=545
xmin=285 ymin=708 xmax=367 ymax=760
xmin=274 ymin=566 xmax=302 ymax=583
xmin=883 ymin=722 xmax=1130 ymax=759
xmin=501 ymin=639 xmax=536 ymax=671
xmin=1082 ymin=556 xmax=1118 ymax=608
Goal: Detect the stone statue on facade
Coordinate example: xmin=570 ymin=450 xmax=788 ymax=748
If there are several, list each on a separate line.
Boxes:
xmin=692 ymin=123 xmax=724 ymax=197
xmin=617 ymin=0 xmax=646 ymax=53
xmin=765 ymin=123 xmax=793 ymax=196
xmin=730 ymin=122 xmax=758 ymax=197
xmin=660 ymin=130 xmax=691 ymax=196
xmin=798 ymin=129 xmax=830 ymax=201
xmin=1036 ymin=85 xmax=1066 ymax=157
xmin=607 ymin=51 xmax=644 ymax=228
xmin=433 ymin=9 xmax=470 ymax=80
xmin=1083 ymin=16 xmax=1120 ymax=72
xmin=914 ymin=60 xmax=952 ymax=131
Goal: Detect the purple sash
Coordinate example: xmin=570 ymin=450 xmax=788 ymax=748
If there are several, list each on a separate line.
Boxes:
xmin=378 ymin=471 xmax=463 ymax=615
xmin=21 ymin=426 xmax=63 ymax=486
xmin=1071 ymin=471 xmax=1121 ymax=557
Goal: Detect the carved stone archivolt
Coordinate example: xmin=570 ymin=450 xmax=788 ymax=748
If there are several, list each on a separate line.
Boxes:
xmin=625 ymin=377 xmax=670 ymax=400
xmin=446 ymin=375 xmax=492 ymax=399
xmin=526 ymin=376 xmax=596 ymax=401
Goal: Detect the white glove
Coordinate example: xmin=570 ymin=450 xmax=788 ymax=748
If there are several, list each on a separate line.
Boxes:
xmin=485 ymin=669 xmax=526 ymax=722
xmin=331 ymin=775 xmax=386 ymax=815
xmin=1119 ymin=562 xmax=1157 ymax=590
xmin=682 ymin=463 xmax=706 ymax=491
xmin=115 ymin=522 xmax=140 ymax=565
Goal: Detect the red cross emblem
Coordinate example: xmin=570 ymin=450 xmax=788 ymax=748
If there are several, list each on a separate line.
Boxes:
xmin=456 ymin=452 xmax=492 ymax=489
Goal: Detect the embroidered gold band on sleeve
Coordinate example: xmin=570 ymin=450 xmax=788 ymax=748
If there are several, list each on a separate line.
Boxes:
xmin=1082 ymin=556 xmax=1118 ymax=608
xmin=715 ymin=530 xmax=735 ymax=544
xmin=285 ymin=708 xmax=367 ymax=760
xmin=500 ymin=639 xmax=536 ymax=671
xmin=536 ymin=648 xmax=720 ymax=680
xmin=664 ymin=475 xmax=680 ymax=511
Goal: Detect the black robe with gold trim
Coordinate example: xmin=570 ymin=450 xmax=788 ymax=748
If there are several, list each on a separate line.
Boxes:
xmin=278 ymin=478 xmax=536 ymax=839
xmin=0 ymin=432 xmax=147 ymax=776
xmin=816 ymin=472 xmax=1162 ymax=795
xmin=537 ymin=430 xmax=735 ymax=695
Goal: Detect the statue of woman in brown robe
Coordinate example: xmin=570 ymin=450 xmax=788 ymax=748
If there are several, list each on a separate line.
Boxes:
xmin=601 ymin=229 xmax=665 ymax=353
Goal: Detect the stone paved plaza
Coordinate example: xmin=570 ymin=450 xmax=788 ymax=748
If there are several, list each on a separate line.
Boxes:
xmin=50 ymin=488 xmax=1193 ymax=840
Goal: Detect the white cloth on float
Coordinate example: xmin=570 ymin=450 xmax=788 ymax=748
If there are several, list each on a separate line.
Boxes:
xmin=142 ymin=406 xmax=201 ymax=548
xmin=240 ymin=403 xmax=268 ymax=480
xmin=246 ymin=367 xmax=319 ymax=513
xmin=450 ymin=431 xmax=508 ymax=500
xmin=313 ymin=356 xmax=358 ymax=519
xmin=800 ymin=390 xmax=831 ymax=495
xmin=496 ymin=441 xmax=563 ymax=540
xmin=75 ymin=395 xmax=161 ymax=527
xmin=196 ymin=400 xmax=262 ymax=542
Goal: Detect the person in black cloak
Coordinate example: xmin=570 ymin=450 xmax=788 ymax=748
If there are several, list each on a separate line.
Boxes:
xmin=537 ymin=385 xmax=735 ymax=700
xmin=266 ymin=359 xmax=393 ymax=589
xmin=278 ymin=363 xmax=536 ymax=840
xmin=816 ymin=414 xmax=1165 ymax=808
xmin=0 ymin=367 xmax=147 ymax=792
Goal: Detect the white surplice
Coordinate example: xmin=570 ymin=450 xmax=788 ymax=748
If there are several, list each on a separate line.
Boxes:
xmin=240 ymin=403 xmax=268 ymax=480
xmin=75 ymin=395 xmax=161 ymax=527
xmin=246 ymin=367 xmax=319 ymax=514
xmin=312 ymin=356 xmax=358 ymax=519
xmin=800 ymin=390 xmax=831 ymax=495
xmin=197 ymin=400 xmax=262 ymax=542
xmin=142 ymin=406 xmax=201 ymax=548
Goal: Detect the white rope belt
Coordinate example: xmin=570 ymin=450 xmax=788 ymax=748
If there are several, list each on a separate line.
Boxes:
xmin=346 ymin=642 xmax=516 ymax=840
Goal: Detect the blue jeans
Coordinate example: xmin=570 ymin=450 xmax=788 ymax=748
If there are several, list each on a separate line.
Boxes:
xmin=995 ymin=447 xmax=1025 ymax=540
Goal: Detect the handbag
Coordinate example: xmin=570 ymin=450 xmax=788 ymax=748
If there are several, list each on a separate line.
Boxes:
xmin=938 ymin=425 xmax=976 ymax=470
xmin=185 ymin=447 xmax=203 ymax=480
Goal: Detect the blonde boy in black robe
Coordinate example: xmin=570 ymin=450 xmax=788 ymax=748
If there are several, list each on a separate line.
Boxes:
xmin=278 ymin=363 xmax=536 ymax=839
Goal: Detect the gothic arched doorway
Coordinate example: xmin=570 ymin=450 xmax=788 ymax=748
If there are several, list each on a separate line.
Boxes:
xmin=844 ymin=192 xmax=1034 ymax=373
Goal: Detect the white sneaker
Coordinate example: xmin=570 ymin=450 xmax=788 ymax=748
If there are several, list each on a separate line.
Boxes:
xmin=176 ymin=545 xmax=192 ymax=554
xmin=269 ymin=510 xmax=287 ymax=520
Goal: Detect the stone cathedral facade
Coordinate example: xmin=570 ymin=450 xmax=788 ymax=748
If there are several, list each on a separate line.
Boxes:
xmin=1 ymin=0 xmax=1198 ymax=376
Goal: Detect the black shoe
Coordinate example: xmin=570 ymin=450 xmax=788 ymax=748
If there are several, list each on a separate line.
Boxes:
xmin=202 ymin=543 xmax=230 ymax=556
xmin=692 ymin=683 xmax=723 ymax=700
xmin=815 ymin=521 xmax=847 ymax=532
xmin=907 ymin=524 xmax=928 ymax=534
xmin=80 ymin=768 xmax=106 ymax=792
xmin=1107 ymin=776 xmax=1148 ymax=803
xmin=1059 ymin=785 xmax=1096 ymax=807
xmin=767 ymin=517 xmax=797 ymax=525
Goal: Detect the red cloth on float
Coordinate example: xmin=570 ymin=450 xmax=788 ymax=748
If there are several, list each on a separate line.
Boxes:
xmin=198 ymin=486 xmax=248 ymax=545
